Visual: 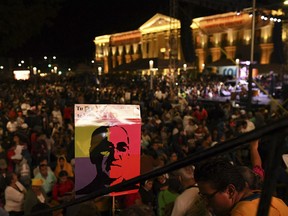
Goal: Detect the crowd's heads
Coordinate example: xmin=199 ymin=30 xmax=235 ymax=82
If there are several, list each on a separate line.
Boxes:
xmin=194 ymin=157 xmax=246 ymax=193
xmin=5 ymin=172 xmax=17 ymax=186
xmin=38 ymin=158 xmax=49 ymax=176
xmin=194 ymin=158 xmax=247 ymax=216
xmin=236 ymin=166 xmax=263 ymax=190
xmin=141 ymin=178 xmax=154 ymax=190
xmin=0 ymin=158 xmax=7 ymax=170
xmin=119 ymin=204 xmax=155 ymax=216
xmin=59 ymin=170 xmax=68 ymax=178
xmin=173 ymin=165 xmax=195 ymax=182
xmin=240 ymin=109 xmax=246 ymax=116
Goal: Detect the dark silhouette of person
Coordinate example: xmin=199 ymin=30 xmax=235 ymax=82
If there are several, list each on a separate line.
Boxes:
xmin=76 ymin=125 xmax=137 ymax=195
xmin=269 ymin=71 xmax=276 ymax=96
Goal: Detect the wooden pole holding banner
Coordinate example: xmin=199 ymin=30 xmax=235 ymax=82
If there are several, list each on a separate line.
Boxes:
xmin=112 ymin=196 xmax=116 ymax=216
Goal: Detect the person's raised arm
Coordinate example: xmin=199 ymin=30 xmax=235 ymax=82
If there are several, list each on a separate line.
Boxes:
xmin=250 ymin=139 xmax=264 ymax=179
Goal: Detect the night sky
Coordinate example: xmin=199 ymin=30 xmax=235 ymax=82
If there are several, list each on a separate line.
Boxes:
xmin=5 ymin=0 xmax=283 ymax=62
xmin=11 ymin=0 xmax=170 ymax=61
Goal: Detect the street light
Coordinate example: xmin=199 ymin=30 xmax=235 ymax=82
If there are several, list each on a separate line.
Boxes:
xmin=33 ymin=67 xmax=37 ymax=75
xmin=98 ymin=66 xmax=102 ymax=87
xmin=183 ymin=63 xmax=187 ymax=81
xmin=98 ymin=66 xmax=102 ymax=76
xmin=236 ymin=58 xmax=240 ymax=89
xmin=247 ymin=0 xmax=256 ymax=110
xmin=54 ymin=66 xmax=58 ymax=74
xmin=149 ymin=60 xmax=154 ymax=90
xmin=183 ymin=63 xmax=187 ymax=72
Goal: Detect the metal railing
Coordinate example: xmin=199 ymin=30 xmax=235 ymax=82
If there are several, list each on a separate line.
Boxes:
xmin=30 ymin=117 xmax=288 ymax=216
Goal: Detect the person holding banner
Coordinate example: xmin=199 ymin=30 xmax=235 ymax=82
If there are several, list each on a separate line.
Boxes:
xmin=76 ymin=125 xmax=137 ymax=195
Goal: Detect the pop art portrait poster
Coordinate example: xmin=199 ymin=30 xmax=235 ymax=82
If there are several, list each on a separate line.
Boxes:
xmin=74 ymin=104 xmax=141 ymax=196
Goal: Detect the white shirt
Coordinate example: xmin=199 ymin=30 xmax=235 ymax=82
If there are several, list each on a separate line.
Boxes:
xmin=21 ymin=102 xmax=31 ymax=116
xmin=184 ymin=123 xmax=198 ymax=136
xmin=171 ymin=187 xmax=210 ymax=216
xmin=242 ymin=120 xmax=255 ymax=133
xmin=4 ymin=181 xmax=26 ymax=212
xmin=6 ymin=121 xmax=18 ymax=133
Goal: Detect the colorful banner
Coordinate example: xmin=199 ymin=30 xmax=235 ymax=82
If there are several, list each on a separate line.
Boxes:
xmin=74 ymin=104 xmax=141 ymax=196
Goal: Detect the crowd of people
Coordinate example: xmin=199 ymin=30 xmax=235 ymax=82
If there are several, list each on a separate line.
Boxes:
xmin=0 ymin=73 xmax=287 ymax=216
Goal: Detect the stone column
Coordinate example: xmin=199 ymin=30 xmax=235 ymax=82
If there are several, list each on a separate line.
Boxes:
xmin=153 ymin=33 xmax=158 ymax=58
xmin=132 ymin=43 xmax=140 ymax=61
xmin=102 ymin=45 xmax=109 ymax=73
xmin=117 ymin=45 xmax=124 ymax=65
xmin=224 ymin=46 xmax=236 ymax=60
xmin=209 ymin=47 xmax=221 ymax=62
xmin=117 ymin=56 xmax=123 ymax=65
xmin=164 ymin=31 xmax=170 ymax=59
xmin=169 ymin=30 xmax=178 ymax=60
xmin=141 ymin=35 xmax=148 ymax=59
xmin=125 ymin=44 xmax=132 ymax=63
xmin=259 ymin=43 xmax=274 ymax=64
xmin=103 ymin=56 xmax=109 ymax=73
xmin=177 ymin=31 xmax=181 ymax=60
xmin=195 ymin=48 xmax=206 ymax=72
xmin=149 ymin=33 xmax=155 ymax=58
xmin=132 ymin=54 xmax=140 ymax=61
xmin=111 ymin=47 xmax=117 ymax=68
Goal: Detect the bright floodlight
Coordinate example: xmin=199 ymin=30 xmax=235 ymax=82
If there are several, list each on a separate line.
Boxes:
xmin=13 ymin=70 xmax=30 ymax=80
xmin=149 ymin=60 xmax=154 ymax=69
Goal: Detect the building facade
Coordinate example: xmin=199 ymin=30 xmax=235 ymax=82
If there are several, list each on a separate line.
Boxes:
xmin=94 ymin=9 xmax=287 ymax=76
xmin=94 ymin=13 xmax=182 ymax=76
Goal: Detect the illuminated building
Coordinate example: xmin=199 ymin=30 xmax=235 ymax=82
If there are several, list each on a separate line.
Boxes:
xmin=94 ymin=9 xmax=287 ymax=76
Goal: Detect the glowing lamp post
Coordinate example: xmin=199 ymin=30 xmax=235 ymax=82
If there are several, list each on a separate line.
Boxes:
xmin=54 ymin=66 xmax=58 ymax=74
xmin=149 ymin=60 xmax=154 ymax=90
xmin=236 ymin=58 xmax=240 ymax=88
xmin=98 ymin=66 xmax=102 ymax=87
xmin=98 ymin=66 xmax=102 ymax=76
xmin=33 ymin=67 xmax=37 ymax=75
xmin=183 ymin=63 xmax=187 ymax=79
xmin=183 ymin=63 xmax=187 ymax=72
